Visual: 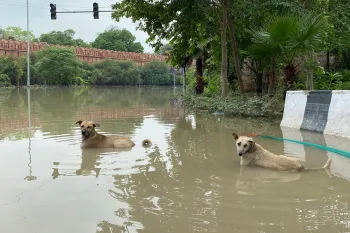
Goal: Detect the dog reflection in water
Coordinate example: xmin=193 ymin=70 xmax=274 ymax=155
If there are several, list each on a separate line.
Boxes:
xmin=76 ymin=148 xmax=132 ymax=177
xmin=52 ymin=148 xmax=132 ymax=179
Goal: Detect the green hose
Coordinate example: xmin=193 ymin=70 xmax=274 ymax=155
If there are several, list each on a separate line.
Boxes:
xmin=254 ymin=134 xmax=350 ymax=159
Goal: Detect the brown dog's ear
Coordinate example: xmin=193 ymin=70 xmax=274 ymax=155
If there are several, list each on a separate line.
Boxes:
xmin=76 ymin=120 xmax=83 ymax=125
xmin=92 ymin=122 xmax=100 ymax=127
xmin=232 ymin=133 xmax=239 ymax=140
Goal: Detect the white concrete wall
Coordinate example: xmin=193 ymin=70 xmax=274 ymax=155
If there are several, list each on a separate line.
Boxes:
xmin=324 ymin=90 xmax=350 ymax=139
xmin=280 ymin=126 xmax=306 ymax=161
xmin=324 ymin=134 xmax=350 ymax=181
xmin=280 ymin=90 xmax=350 ymax=180
xmin=281 ymin=90 xmax=350 ymax=138
xmin=280 ymin=91 xmax=308 ymax=129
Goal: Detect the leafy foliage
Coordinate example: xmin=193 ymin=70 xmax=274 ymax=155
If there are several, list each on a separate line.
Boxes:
xmin=0 ymin=26 xmax=35 ymax=41
xmin=140 ymin=61 xmax=177 ymax=85
xmin=34 ymin=47 xmax=82 ymax=85
xmin=155 ymin=44 xmax=173 ymax=55
xmin=89 ymin=59 xmax=140 ymax=85
xmin=0 ymin=74 xmax=11 ymax=87
xmin=19 ymin=53 xmax=45 ymax=85
xmin=314 ymin=70 xmax=350 ymax=90
xmin=244 ymin=13 xmax=328 ymax=63
xmin=92 ymin=26 xmax=144 ymax=53
xmin=0 ymin=56 xmax=23 ymax=86
xmin=39 ymin=29 xmax=91 ymax=47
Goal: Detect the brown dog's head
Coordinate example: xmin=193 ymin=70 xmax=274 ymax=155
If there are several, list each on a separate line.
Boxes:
xmin=232 ymin=133 xmax=256 ymax=156
xmin=76 ymin=120 xmax=100 ymax=139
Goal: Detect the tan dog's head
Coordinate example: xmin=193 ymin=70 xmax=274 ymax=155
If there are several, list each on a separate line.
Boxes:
xmin=232 ymin=133 xmax=256 ymax=156
xmin=76 ymin=120 xmax=100 ymax=139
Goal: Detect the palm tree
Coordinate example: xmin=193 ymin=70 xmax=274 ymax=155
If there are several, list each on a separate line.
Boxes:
xmin=244 ymin=13 xmax=328 ymax=98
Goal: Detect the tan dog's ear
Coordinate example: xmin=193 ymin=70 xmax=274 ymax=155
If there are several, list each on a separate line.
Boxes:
xmin=92 ymin=122 xmax=100 ymax=127
xmin=232 ymin=133 xmax=239 ymax=140
xmin=76 ymin=120 xmax=83 ymax=125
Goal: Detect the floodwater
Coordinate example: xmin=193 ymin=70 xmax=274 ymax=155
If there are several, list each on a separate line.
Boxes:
xmin=0 ymin=86 xmax=350 ymax=233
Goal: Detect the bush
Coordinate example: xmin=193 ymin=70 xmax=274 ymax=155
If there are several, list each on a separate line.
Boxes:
xmin=73 ymin=76 xmax=90 ymax=86
xmin=34 ymin=47 xmax=82 ymax=85
xmin=178 ymin=67 xmax=196 ymax=90
xmin=179 ymin=91 xmax=281 ymax=117
xmin=0 ymin=74 xmax=11 ymax=87
xmin=140 ymin=61 xmax=175 ymax=85
xmin=19 ymin=53 xmax=45 ymax=85
xmin=89 ymin=59 xmax=140 ymax=85
xmin=0 ymin=56 xmax=23 ymax=86
xmin=203 ymin=73 xmax=220 ymax=97
xmin=314 ymin=71 xmax=350 ymax=90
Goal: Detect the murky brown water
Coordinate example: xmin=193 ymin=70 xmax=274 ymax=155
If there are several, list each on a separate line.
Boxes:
xmin=0 ymin=86 xmax=350 ymax=233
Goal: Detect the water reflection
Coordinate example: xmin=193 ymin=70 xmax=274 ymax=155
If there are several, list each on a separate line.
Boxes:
xmin=24 ymin=88 xmax=36 ymax=182
xmin=0 ymin=87 xmax=350 ymax=233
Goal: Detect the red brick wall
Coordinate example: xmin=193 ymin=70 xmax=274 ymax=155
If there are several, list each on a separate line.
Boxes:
xmin=0 ymin=39 xmax=168 ymax=66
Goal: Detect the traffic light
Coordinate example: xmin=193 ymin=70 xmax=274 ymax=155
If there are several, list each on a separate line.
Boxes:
xmin=50 ymin=3 xmax=57 ymax=20
xmin=93 ymin=2 xmax=99 ymax=19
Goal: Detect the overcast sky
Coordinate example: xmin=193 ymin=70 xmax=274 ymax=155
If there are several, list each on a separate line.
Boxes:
xmin=0 ymin=0 xmax=155 ymax=53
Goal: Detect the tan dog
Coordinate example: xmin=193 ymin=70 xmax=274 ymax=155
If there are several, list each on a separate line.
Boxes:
xmin=76 ymin=120 xmax=152 ymax=149
xmin=232 ymin=133 xmax=331 ymax=171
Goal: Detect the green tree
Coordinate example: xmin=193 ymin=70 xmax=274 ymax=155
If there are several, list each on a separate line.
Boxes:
xmin=1 ymin=26 xmax=35 ymax=41
xmin=0 ymin=27 xmax=4 ymax=39
xmin=0 ymin=56 xmax=23 ymax=86
xmin=325 ymin=0 xmax=350 ymax=70
xmin=19 ymin=53 xmax=45 ymax=85
xmin=92 ymin=26 xmax=144 ymax=53
xmin=140 ymin=61 xmax=173 ymax=85
xmin=111 ymin=0 xmax=247 ymax=96
xmin=0 ymin=74 xmax=11 ymax=87
xmin=34 ymin=47 xmax=82 ymax=85
xmin=89 ymin=59 xmax=140 ymax=85
xmin=39 ymin=29 xmax=90 ymax=47
xmin=245 ymin=13 xmax=328 ymax=97
xmin=155 ymin=43 xmax=172 ymax=55
xmin=112 ymin=1 xmax=215 ymax=94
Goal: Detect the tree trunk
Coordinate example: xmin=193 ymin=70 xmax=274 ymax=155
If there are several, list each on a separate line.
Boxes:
xmin=183 ymin=66 xmax=186 ymax=93
xmin=282 ymin=63 xmax=297 ymax=100
xmin=220 ymin=5 xmax=229 ymax=97
xmin=326 ymin=51 xmax=330 ymax=72
xmin=225 ymin=0 xmax=244 ymax=93
xmin=268 ymin=58 xmax=276 ymax=96
xmin=195 ymin=57 xmax=204 ymax=94
xmin=256 ymin=73 xmax=263 ymax=93
xmin=255 ymin=60 xmax=263 ymax=93
xmin=306 ymin=49 xmax=314 ymax=90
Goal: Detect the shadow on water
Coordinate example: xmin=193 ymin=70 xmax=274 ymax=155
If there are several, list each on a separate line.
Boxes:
xmin=0 ymin=86 xmax=350 ymax=233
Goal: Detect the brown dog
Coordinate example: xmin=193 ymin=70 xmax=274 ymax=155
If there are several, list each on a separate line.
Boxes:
xmin=232 ymin=133 xmax=331 ymax=172
xmin=76 ymin=120 xmax=152 ymax=149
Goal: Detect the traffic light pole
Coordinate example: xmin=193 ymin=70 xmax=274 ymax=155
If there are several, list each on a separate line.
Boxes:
xmin=26 ymin=0 xmax=30 ymax=86
xmin=55 ymin=10 xmax=113 ymax=13
xmin=50 ymin=2 xmax=112 ymax=20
